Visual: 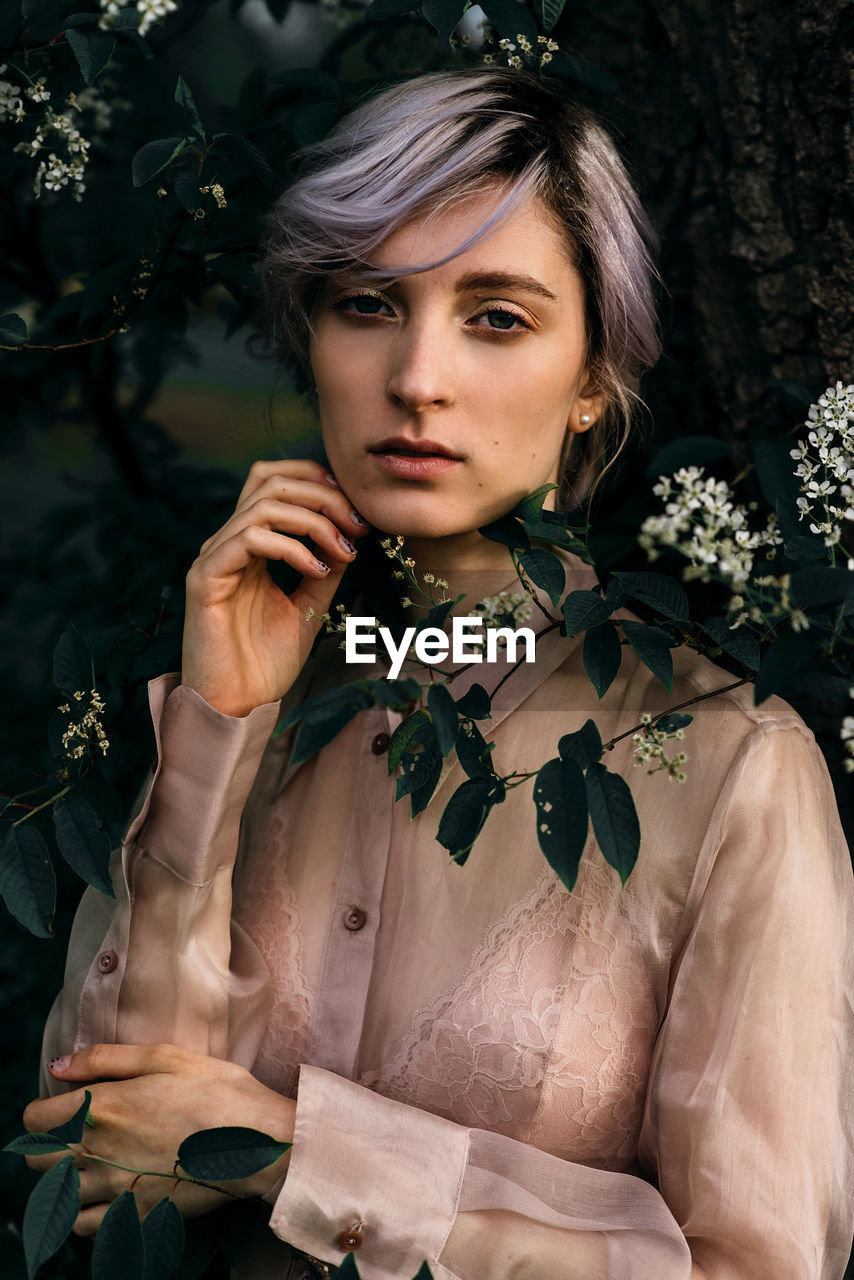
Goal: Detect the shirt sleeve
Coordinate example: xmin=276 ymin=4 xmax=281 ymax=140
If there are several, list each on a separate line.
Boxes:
xmin=266 ymin=721 xmax=853 ymax=1280
xmin=40 ymin=674 xmax=281 ymax=1093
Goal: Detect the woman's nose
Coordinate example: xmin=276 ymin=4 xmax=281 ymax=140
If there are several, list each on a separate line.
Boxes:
xmin=385 ymin=324 xmax=456 ymax=413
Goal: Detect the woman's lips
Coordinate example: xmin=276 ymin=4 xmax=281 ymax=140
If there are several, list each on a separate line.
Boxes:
xmin=369 ymin=438 xmax=462 ymax=479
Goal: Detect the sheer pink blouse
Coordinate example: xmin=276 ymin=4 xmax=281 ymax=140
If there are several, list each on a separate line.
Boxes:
xmin=41 ymin=562 xmax=854 ymax=1279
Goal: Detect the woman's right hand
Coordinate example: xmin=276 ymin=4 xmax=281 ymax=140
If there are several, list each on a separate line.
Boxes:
xmin=181 ymin=459 xmax=369 ymax=717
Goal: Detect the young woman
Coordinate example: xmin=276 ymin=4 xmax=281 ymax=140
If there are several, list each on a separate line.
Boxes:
xmin=25 ymin=69 xmax=853 ymax=1279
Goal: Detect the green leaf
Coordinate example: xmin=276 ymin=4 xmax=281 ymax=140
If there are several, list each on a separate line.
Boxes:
xmin=455 ymin=720 xmax=495 ymax=779
xmin=533 ymin=756 xmax=588 ymax=891
xmin=753 ymin=437 xmax=801 ymax=512
xmin=582 ymin=621 xmax=622 ymax=698
xmin=415 ymin=595 xmax=465 ymax=635
xmin=92 ymin=1191 xmax=144 ymax=1280
xmin=701 ymin=617 xmax=760 ymax=670
xmin=175 ymin=75 xmax=204 ymax=139
xmin=0 ymin=313 xmax=28 ymax=343
xmin=23 ymin=1156 xmax=80 ymax=1280
xmin=290 ymin=706 xmax=364 ymax=765
xmin=518 ymin=548 xmax=565 ymax=607
xmin=23 ymin=0 xmax=54 ymax=19
xmin=49 ymin=1091 xmax=92 ymax=1145
xmin=511 ymin=483 xmax=558 ymax=522
xmin=537 ymin=0 xmax=567 ymax=32
xmin=562 ymin=588 xmax=612 ymax=637
xmin=521 ymin=518 xmax=589 ymax=557
xmin=655 ymin=712 xmax=693 ymax=735
xmin=395 ymin=722 xmax=441 ymax=809
xmin=478 ymin=514 xmax=530 ymax=550
xmin=174 ymin=170 xmax=200 ymax=214
xmin=754 ymin=629 xmax=819 ymax=704
xmin=421 ymin=0 xmax=467 ymax=40
xmin=437 ymin=777 xmax=503 ymax=864
xmin=142 ymin=1197 xmax=185 ymax=1280
xmin=177 ymin=1127 xmax=291 ymax=1182
xmin=454 ymin=683 xmax=491 ymax=719
xmin=620 ymin=620 xmax=674 ymax=692
xmin=4 ymin=1133 xmax=70 ymax=1156
xmin=53 ymin=622 xmax=94 ymax=695
xmin=363 ymin=677 xmax=421 ymax=708
xmin=480 ymin=0 xmax=539 ymax=42
xmin=292 ymin=101 xmax=339 ymax=147
xmin=558 ymin=718 xmax=602 ymax=769
xmin=585 ymin=763 xmax=640 ymax=885
xmin=427 ymin=684 xmax=459 ymax=757
xmin=53 ymin=796 xmax=114 ymax=897
xmin=408 ymin=738 xmax=443 ymax=817
xmin=784 ymin=533 xmax=827 ymax=562
xmin=645 ymin=435 xmax=731 ymax=478
xmin=613 ymin=571 xmax=689 ymax=621
xmin=790 ymin=567 xmax=854 ymax=609
xmin=132 ymin=137 xmax=187 ymax=187
xmin=411 ymin=1265 xmax=435 ymax=1280
xmin=388 ymin=708 xmax=430 ymax=772
xmin=65 ymin=29 xmax=115 ymax=84
xmin=278 ymin=682 xmax=373 ymax=732
xmin=0 ymin=822 xmax=55 ymax=938
xmin=365 ymin=0 xmax=418 ymax=17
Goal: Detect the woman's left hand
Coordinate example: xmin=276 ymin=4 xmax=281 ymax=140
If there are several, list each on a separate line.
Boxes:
xmin=22 ymin=1043 xmax=296 ymax=1236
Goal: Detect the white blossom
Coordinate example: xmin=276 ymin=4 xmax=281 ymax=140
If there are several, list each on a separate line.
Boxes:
xmin=790 ymin=381 xmax=854 ymax=551
xmin=99 ymin=0 xmax=179 ymax=38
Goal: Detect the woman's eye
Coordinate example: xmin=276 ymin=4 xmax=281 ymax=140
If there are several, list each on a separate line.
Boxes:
xmin=336 ymin=293 xmax=393 ymax=317
xmin=471 ymin=308 xmax=530 ymax=332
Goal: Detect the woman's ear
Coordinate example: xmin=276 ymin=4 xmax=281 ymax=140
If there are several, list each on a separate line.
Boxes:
xmin=567 ymin=379 xmax=605 ymax=435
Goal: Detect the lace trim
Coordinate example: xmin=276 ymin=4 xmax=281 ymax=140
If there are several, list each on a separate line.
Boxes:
xmin=359 ymin=863 xmax=659 ymax=1169
xmin=233 ymin=808 xmax=312 ymax=1098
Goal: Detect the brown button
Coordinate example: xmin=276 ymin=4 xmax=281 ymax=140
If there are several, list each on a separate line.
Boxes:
xmin=371 ymin=732 xmax=389 ymax=755
xmin=337 ymin=1229 xmax=363 ymax=1251
xmin=343 ymin=907 xmax=366 ymax=932
xmin=97 ymin=950 xmax=118 ymax=974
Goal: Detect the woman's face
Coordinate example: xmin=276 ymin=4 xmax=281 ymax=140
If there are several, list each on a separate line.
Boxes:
xmin=309 ymin=190 xmax=600 ymax=554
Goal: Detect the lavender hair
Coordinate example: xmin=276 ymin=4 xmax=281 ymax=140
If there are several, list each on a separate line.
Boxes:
xmin=258 ymin=67 xmax=661 ymax=503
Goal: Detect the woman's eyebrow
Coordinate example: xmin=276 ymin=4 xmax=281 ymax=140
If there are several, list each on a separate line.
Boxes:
xmin=453 ymin=271 xmax=559 ymax=301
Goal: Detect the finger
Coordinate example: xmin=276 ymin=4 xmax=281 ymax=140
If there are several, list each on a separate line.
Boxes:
xmin=24 ymin=1087 xmax=91 ymax=1134
xmin=189 ymin=527 xmax=343 ymax=600
xmin=234 ymin=471 xmax=369 ymax=537
xmin=48 ymin=1042 xmax=188 ymax=1084
xmin=73 ymin=1203 xmax=110 ymax=1238
xmin=236 ymin=458 xmax=339 ymax=508
xmin=199 ymin=498 xmax=360 ymax=566
xmin=25 ymin=1149 xmax=74 ymax=1174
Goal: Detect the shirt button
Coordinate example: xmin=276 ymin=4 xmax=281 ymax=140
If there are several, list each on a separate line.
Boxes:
xmin=337 ymin=1229 xmax=363 ymax=1251
xmin=371 ymin=732 xmax=389 ymax=755
xmin=97 ymin=950 xmax=118 ymax=974
xmin=343 ymin=907 xmax=367 ymax=932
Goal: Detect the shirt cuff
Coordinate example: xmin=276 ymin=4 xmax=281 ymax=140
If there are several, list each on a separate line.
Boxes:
xmin=130 ymin=673 xmax=281 ymax=885
xmin=268 ymin=1065 xmax=470 ymax=1280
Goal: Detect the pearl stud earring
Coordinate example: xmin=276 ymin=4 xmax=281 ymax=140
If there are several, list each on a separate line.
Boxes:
xmin=579 ymin=414 xmax=591 ymax=425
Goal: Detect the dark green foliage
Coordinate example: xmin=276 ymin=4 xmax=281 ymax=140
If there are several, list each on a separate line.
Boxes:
xmin=582 ymin=621 xmax=622 ymax=698
xmin=562 ymin=588 xmax=613 ymax=637
xmin=437 ymin=775 xmax=505 ymax=863
xmin=558 ymin=719 xmax=603 ymax=769
xmin=53 ymin=796 xmax=114 ymax=898
xmin=518 ymin=548 xmax=565 ymax=607
xmin=176 ymin=1127 xmax=291 ymax=1181
xmin=655 ymin=713 xmax=693 ymax=735
xmin=533 ymin=756 xmax=588 ymax=890
xmin=620 ymin=620 xmax=675 ymax=692
xmin=584 ymin=763 xmax=641 ymax=885
xmin=453 ymin=683 xmax=491 ymax=719
xmin=0 ymin=822 xmax=56 ymax=937
xmin=91 ymin=1192 xmax=145 ymax=1280
xmin=142 ymin=1198 xmax=185 ymax=1280
xmin=0 ymin=313 xmax=28 ymax=342
xmin=4 ymin=1132 xmax=70 ymax=1156
xmin=22 ymin=1156 xmax=80 ymax=1279
xmin=49 ymin=1091 xmax=93 ymax=1145
xmin=613 ymin=572 xmax=689 ymax=621
xmin=53 ymin=625 xmax=95 ymax=697
xmin=454 ymin=719 xmax=495 ymax=779
xmin=754 ymin=629 xmax=820 ymax=704
xmin=702 ymin=617 xmax=760 ymax=670
xmin=427 ymin=683 xmax=459 ymax=757
xmin=645 ymin=436 xmax=731 ymax=477
xmin=65 ymin=30 xmax=116 ymax=85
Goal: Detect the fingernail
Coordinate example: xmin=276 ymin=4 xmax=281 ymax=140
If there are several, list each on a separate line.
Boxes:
xmin=324 ymin=472 xmax=340 ymax=488
xmin=49 ymin=1055 xmax=72 ymax=1073
xmin=312 ymin=558 xmax=330 ymax=573
xmin=351 ymin=511 xmax=366 ymax=526
xmin=338 ymin=535 xmax=356 ymax=553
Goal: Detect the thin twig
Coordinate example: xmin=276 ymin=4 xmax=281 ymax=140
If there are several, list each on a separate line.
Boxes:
xmin=12 ymin=785 xmax=70 ymax=826
xmin=604 ymin=676 xmax=753 ymax=750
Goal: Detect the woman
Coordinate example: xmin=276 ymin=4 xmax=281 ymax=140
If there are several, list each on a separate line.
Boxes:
xmin=25 ymin=69 xmax=853 ymax=1278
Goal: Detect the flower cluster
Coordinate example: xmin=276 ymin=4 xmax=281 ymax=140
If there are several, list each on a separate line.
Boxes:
xmin=380 ymin=536 xmax=451 ymax=610
xmin=639 ymin=466 xmax=783 ymax=591
xmin=473 ymin=590 xmax=533 ymax=629
xmin=99 ymin=0 xmax=179 ymax=38
xmin=3 ymin=70 xmax=113 ymax=203
xmin=482 ymin=32 xmax=559 ymax=69
xmin=632 ymin=713 xmax=688 ymax=782
xmin=58 ymin=690 xmax=109 ymax=760
xmin=790 ymin=381 xmax=854 ymax=554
